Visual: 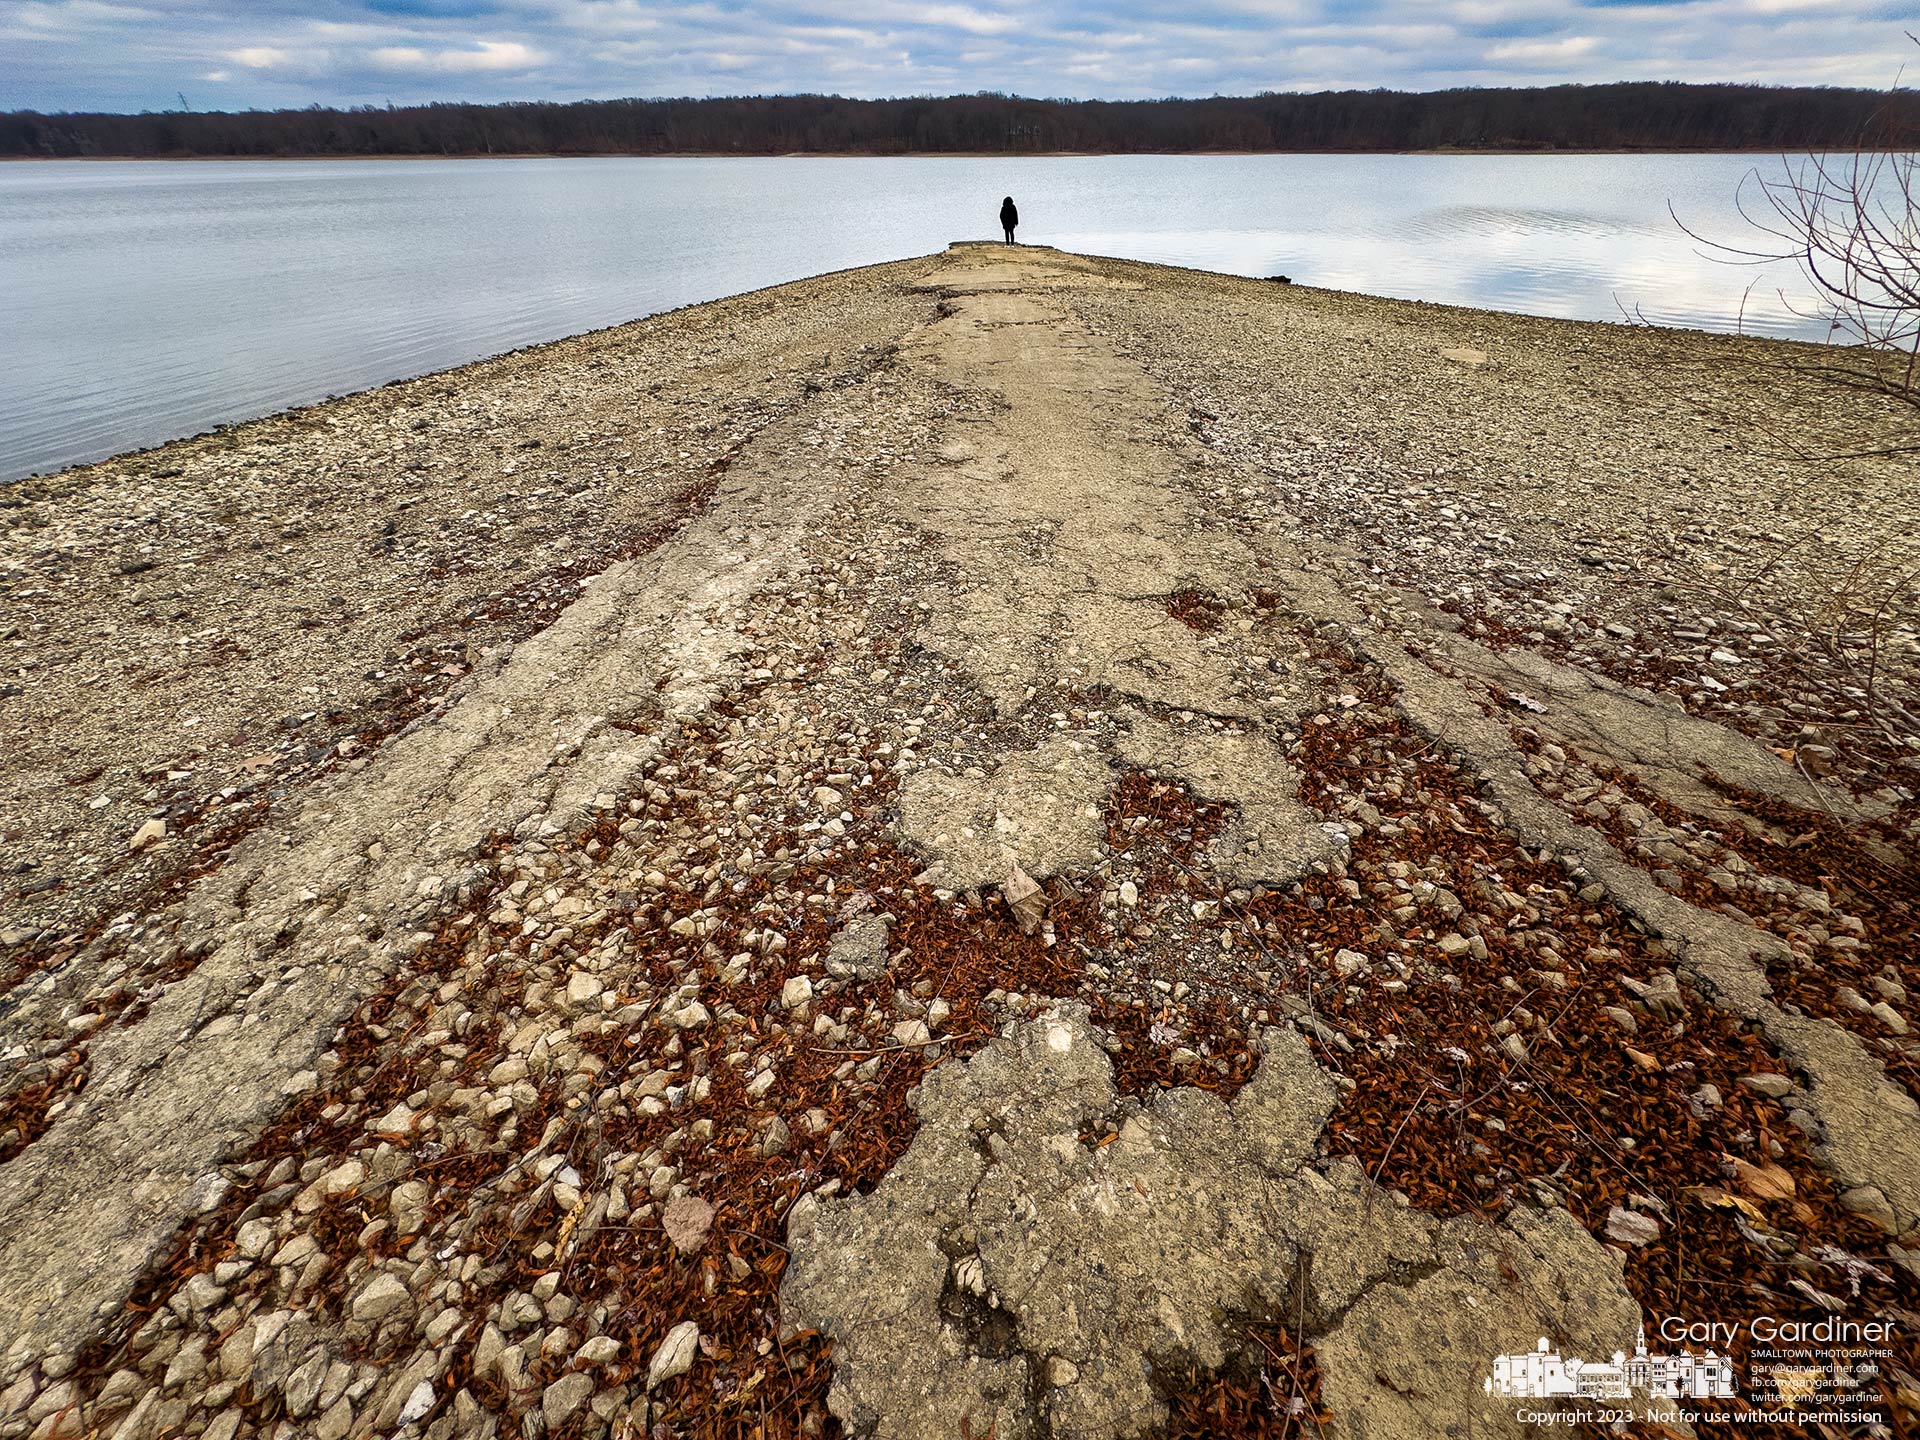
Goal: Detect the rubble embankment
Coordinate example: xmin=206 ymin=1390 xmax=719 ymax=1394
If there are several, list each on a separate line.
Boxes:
xmin=1 ymin=244 xmax=1915 ymax=1440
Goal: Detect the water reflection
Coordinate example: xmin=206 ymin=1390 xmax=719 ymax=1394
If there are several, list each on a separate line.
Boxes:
xmin=1 ymin=153 xmax=1840 ymax=481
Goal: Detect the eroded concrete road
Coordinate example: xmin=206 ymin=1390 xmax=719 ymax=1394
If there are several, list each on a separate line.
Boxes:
xmin=1 ymin=245 xmax=1915 ymax=1440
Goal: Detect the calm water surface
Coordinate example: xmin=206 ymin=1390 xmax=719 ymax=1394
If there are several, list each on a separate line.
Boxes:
xmin=1 ymin=154 xmax=1833 ymax=481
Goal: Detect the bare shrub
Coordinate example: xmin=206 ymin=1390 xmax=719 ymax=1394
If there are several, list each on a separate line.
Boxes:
xmin=1677 ymin=40 xmax=1920 ymax=413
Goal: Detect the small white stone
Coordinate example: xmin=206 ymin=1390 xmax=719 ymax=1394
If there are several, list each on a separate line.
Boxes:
xmin=318 ymin=1159 xmax=365 ymax=1197
xmin=892 ymin=1018 xmax=931 ymax=1047
xmin=396 ymin=1380 xmax=435 ymax=1426
xmin=647 ymin=1321 xmax=701 ymax=1389
xmin=370 ymin=1101 xmax=416 ymax=1135
xmin=349 ymin=1273 xmax=413 ymax=1323
xmin=576 ymin=1335 xmax=622 ymax=1366
xmin=234 ymin=1218 xmax=276 ymax=1260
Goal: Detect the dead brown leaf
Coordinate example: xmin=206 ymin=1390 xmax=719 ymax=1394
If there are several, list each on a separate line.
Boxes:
xmin=1002 ymin=863 xmax=1046 ymax=937
xmin=1729 ymin=1156 xmax=1796 ymax=1201
xmin=1683 ymin=1185 xmax=1767 ymax=1223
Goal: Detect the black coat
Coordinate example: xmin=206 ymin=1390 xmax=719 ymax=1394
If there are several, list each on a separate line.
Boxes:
xmin=1000 ymin=199 xmax=1019 ymax=229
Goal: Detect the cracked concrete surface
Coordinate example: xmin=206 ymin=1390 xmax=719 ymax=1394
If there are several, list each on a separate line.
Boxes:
xmin=0 ymin=401 xmax=842 ymax=1358
xmin=782 ymin=1007 xmax=1641 ymax=1440
xmin=893 ymin=259 xmax=1333 ymax=901
xmin=3 ymin=243 xmax=1913 ymax=1437
xmin=897 ymin=739 xmax=1112 ymax=890
xmin=903 ymin=275 xmax=1257 ymax=725
xmin=1115 ymin=713 xmax=1338 ymax=886
xmin=1440 ymin=635 xmax=1886 ymax=831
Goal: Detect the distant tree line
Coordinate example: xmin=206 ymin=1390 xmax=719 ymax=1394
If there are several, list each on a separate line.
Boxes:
xmin=4 ymin=85 xmax=1916 ymax=159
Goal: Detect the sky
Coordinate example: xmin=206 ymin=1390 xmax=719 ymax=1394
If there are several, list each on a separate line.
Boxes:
xmin=2 ymin=0 xmax=1914 ymax=114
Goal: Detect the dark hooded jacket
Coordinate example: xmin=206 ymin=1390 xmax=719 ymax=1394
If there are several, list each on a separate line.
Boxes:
xmin=1000 ymin=197 xmax=1019 ymax=231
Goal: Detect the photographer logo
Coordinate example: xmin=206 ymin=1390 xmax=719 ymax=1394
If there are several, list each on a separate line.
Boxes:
xmin=1485 ymin=1329 xmax=1737 ymax=1401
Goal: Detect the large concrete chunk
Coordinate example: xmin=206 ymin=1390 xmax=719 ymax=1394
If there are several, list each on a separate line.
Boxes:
xmin=896 ymin=739 xmax=1111 ymax=890
xmin=780 ymin=1008 xmax=1642 ymax=1440
xmin=1116 ymin=712 xmax=1338 ymax=885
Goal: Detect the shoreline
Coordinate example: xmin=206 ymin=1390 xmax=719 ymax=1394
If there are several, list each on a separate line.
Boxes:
xmin=1 ymin=251 xmax=928 ymax=491
xmin=4 ymin=258 xmax=1850 ymax=493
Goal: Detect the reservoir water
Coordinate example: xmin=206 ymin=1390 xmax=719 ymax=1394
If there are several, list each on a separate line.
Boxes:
xmin=1 ymin=152 xmax=1839 ymax=482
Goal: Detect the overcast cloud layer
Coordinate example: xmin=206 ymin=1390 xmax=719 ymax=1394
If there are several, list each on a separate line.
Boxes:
xmin=3 ymin=0 xmax=1914 ymax=114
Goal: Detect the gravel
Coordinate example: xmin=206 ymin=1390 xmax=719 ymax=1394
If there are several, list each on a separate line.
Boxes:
xmin=0 ymin=243 xmax=1913 ymax=1440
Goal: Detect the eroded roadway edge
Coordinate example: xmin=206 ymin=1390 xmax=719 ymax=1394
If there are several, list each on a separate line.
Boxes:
xmin=0 ymin=381 xmax=859 ymax=1361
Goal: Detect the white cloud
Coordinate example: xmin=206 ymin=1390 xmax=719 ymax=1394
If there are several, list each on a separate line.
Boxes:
xmin=368 ymin=39 xmax=547 ymax=72
xmin=1485 ymin=35 xmax=1597 ymax=63
xmin=913 ymin=5 xmax=1019 ymax=35
xmin=11 ymin=0 xmax=159 ymax=30
xmin=228 ymin=45 xmax=292 ymax=68
xmin=310 ymin=19 xmax=414 ymax=43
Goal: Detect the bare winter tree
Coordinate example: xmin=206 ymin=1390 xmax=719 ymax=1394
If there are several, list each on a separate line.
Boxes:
xmin=1679 ymin=40 xmax=1920 ymax=409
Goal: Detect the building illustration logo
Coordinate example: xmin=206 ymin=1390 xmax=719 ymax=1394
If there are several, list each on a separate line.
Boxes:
xmin=1486 ymin=1329 xmax=1737 ymax=1401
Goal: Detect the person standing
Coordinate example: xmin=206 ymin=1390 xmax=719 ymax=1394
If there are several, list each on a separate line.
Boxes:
xmin=1000 ymin=196 xmax=1019 ymax=244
